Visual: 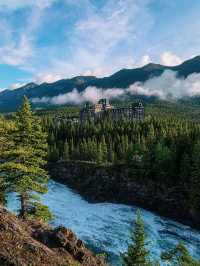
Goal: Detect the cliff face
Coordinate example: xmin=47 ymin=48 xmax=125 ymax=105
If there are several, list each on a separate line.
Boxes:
xmin=0 ymin=205 xmax=107 ymax=266
xmin=49 ymin=161 xmax=200 ymax=230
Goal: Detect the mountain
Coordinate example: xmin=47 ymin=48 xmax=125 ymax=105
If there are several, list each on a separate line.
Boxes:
xmin=1 ymin=56 xmax=200 ymax=112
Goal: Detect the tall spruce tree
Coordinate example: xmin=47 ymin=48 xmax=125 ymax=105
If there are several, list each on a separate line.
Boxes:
xmin=0 ymin=97 xmax=52 ymax=221
xmin=122 ymin=210 xmax=152 ymax=266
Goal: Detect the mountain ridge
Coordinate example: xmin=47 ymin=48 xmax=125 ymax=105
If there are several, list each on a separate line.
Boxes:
xmin=1 ymin=56 xmax=200 ymax=112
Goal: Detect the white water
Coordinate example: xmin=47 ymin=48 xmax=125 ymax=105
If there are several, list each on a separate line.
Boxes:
xmin=7 ymin=180 xmax=200 ymax=265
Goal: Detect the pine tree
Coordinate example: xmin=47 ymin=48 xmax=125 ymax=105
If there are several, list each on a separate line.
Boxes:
xmin=70 ymin=138 xmax=75 ymax=158
xmin=161 ymin=242 xmax=200 ymax=266
xmin=97 ymin=142 xmax=103 ymax=164
xmin=101 ymin=136 xmax=108 ymax=163
xmin=48 ymin=144 xmax=60 ymax=162
xmin=108 ymin=144 xmax=115 ymax=163
xmin=63 ymin=140 xmax=69 ymax=160
xmin=0 ymin=97 xmax=52 ymax=221
xmin=122 ymin=210 xmax=152 ymax=266
xmin=0 ymin=116 xmax=15 ymax=204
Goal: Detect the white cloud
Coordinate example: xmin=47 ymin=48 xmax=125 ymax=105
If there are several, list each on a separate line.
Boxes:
xmin=0 ymin=0 xmax=156 ymax=83
xmin=0 ymin=0 xmax=56 ymax=68
xmin=37 ymin=0 xmax=154 ymax=78
xmin=73 ymin=0 xmax=152 ymax=71
xmin=160 ymin=51 xmax=183 ymax=66
xmin=31 ymin=86 xmax=124 ymax=105
xmin=140 ymin=55 xmax=151 ymax=66
xmin=31 ymin=70 xmax=200 ymax=105
xmin=134 ymin=55 xmax=151 ymax=68
xmin=34 ymin=73 xmax=63 ymax=84
xmin=0 ymin=0 xmax=200 ymax=87
xmin=9 ymin=83 xmax=26 ymax=90
xmin=128 ymin=70 xmax=200 ymax=99
xmin=0 ymin=0 xmax=56 ymax=10
xmin=0 ymin=88 xmax=7 ymax=93
xmin=0 ymin=35 xmax=33 ymax=66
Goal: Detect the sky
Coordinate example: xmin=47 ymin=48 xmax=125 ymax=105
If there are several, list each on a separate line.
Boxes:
xmin=0 ymin=0 xmax=200 ymax=91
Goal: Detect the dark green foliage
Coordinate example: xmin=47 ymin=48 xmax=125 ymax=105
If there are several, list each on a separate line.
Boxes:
xmin=0 ymin=97 xmax=51 ymax=221
xmin=123 ymin=213 xmax=200 ymax=266
xmin=28 ymin=202 xmax=54 ymax=222
xmin=48 ymin=144 xmax=60 ymax=162
xmin=161 ymin=242 xmax=200 ymax=266
xmin=43 ymin=114 xmax=200 ymax=220
xmin=44 ymin=115 xmax=200 ymax=172
xmin=0 ymin=116 xmax=14 ymax=204
xmin=189 ymin=142 xmax=200 ymax=211
xmin=63 ymin=141 xmax=70 ymax=160
xmin=122 ymin=210 xmax=152 ymax=266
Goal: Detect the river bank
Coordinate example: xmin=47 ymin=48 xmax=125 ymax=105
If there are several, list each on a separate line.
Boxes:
xmin=48 ymin=160 xmax=200 ymax=230
xmin=7 ymin=180 xmax=200 ymax=266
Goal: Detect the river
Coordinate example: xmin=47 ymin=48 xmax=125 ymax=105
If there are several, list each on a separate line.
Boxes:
xmin=7 ymin=180 xmax=200 ymax=266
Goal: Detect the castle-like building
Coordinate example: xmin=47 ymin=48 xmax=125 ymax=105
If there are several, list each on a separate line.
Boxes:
xmin=80 ymin=99 xmax=144 ymax=123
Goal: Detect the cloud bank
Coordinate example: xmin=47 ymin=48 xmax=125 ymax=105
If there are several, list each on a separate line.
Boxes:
xmin=31 ymin=70 xmax=200 ymax=105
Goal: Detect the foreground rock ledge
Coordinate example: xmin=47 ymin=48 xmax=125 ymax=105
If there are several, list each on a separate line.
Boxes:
xmin=0 ymin=205 xmax=107 ymax=266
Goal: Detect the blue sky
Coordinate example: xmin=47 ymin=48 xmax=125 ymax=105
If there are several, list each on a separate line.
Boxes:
xmin=0 ymin=0 xmax=200 ymax=90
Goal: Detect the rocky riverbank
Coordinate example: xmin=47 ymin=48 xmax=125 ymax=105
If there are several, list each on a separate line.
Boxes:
xmin=0 ymin=205 xmax=107 ymax=266
xmin=49 ymin=161 xmax=200 ymax=230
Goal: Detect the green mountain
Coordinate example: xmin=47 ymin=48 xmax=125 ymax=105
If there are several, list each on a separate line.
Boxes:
xmin=1 ymin=56 xmax=200 ymax=112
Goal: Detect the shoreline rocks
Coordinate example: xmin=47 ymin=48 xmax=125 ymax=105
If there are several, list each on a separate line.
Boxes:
xmin=0 ymin=205 xmax=107 ymax=266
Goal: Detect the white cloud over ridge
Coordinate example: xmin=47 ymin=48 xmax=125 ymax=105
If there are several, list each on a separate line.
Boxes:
xmin=160 ymin=52 xmax=183 ymax=66
xmin=31 ymin=70 xmax=200 ymax=105
xmin=35 ymin=73 xmax=62 ymax=84
xmin=0 ymin=87 xmax=6 ymax=93
xmin=31 ymin=87 xmax=125 ymax=105
xmin=9 ymin=83 xmax=26 ymax=90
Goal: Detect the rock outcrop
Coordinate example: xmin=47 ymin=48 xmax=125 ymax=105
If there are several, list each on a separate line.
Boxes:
xmin=0 ymin=205 xmax=107 ymax=266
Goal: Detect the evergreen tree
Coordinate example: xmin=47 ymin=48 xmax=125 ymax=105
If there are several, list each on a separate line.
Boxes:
xmin=101 ymin=136 xmax=108 ymax=163
xmin=63 ymin=140 xmax=69 ymax=160
xmin=122 ymin=210 xmax=152 ymax=266
xmin=97 ymin=142 xmax=103 ymax=164
xmin=161 ymin=242 xmax=200 ymax=266
xmin=0 ymin=97 xmax=52 ymax=221
xmin=152 ymin=142 xmax=172 ymax=181
xmin=0 ymin=116 xmax=14 ymax=204
xmin=43 ymin=114 xmax=200 ymax=219
xmin=48 ymin=144 xmax=60 ymax=162
xmin=108 ymin=144 xmax=115 ymax=163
